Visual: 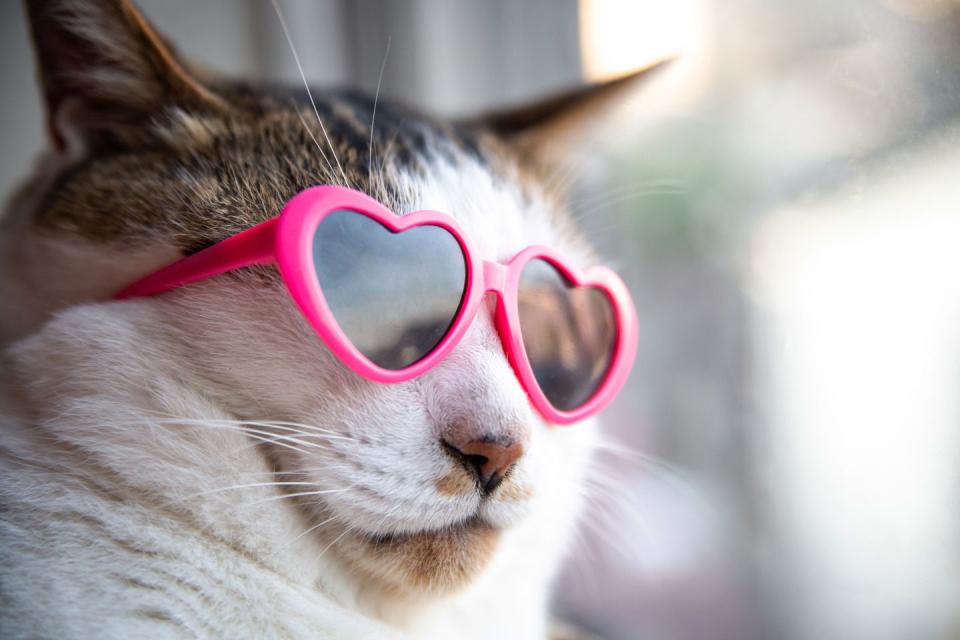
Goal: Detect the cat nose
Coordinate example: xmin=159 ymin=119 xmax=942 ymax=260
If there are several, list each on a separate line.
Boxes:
xmin=443 ymin=436 xmax=525 ymax=495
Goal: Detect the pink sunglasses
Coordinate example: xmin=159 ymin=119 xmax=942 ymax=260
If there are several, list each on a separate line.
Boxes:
xmin=117 ymin=186 xmax=638 ymax=424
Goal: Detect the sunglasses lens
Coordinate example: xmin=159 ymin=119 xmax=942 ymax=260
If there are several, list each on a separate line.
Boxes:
xmin=517 ymin=258 xmax=617 ymax=412
xmin=312 ymin=210 xmax=467 ymax=370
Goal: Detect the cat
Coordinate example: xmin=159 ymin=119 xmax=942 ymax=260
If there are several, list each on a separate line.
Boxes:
xmin=0 ymin=1 xmax=661 ymax=638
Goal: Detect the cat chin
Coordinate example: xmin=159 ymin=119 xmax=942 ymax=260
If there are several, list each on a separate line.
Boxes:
xmin=314 ymin=479 xmax=536 ymax=598
xmin=335 ymin=516 xmax=502 ymax=596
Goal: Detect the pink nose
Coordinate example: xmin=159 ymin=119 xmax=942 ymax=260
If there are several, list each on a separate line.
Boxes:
xmin=443 ymin=436 xmax=525 ymax=495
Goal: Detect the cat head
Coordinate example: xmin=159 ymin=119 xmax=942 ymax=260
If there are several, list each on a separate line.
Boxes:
xmin=12 ymin=0 xmax=661 ymax=599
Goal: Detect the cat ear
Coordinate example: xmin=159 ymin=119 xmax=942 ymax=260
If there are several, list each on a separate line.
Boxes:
xmin=481 ymin=60 xmax=671 ymax=163
xmin=26 ymin=0 xmax=226 ymax=154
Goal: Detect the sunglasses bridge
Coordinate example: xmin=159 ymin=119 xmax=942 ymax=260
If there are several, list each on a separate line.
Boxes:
xmin=482 ymin=260 xmax=509 ymax=296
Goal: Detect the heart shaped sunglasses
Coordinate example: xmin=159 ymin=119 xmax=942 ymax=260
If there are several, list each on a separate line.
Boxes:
xmin=117 ymin=186 xmax=638 ymax=424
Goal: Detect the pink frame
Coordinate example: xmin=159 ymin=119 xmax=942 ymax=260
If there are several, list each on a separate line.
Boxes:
xmin=116 ymin=186 xmax=638 ymax=425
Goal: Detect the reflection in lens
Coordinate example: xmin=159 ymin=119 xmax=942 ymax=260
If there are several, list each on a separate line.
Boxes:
xmin=312 ymin=210 xmax=467 ymax=370
xmin=517 ymin=258 xmax=617 ymax=411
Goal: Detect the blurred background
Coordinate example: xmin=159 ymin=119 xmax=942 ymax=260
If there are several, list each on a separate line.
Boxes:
xmin=3 ymin=1 xmax=959 ymax=638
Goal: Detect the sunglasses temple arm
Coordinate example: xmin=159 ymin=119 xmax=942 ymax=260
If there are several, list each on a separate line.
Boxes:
xmin=114 ymin=217 xmax=279 ymax=299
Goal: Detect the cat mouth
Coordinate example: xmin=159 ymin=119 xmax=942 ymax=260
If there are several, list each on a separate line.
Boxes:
xmin=364 ymin=514 xmax=491 ymax=546
xmin=356 ymin=478 xmax=532 ymax=546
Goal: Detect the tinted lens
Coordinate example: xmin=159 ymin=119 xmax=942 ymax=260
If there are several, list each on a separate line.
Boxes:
xmin=312 ymin=209 xmax=467 ymax=370
xmin=517 ymin=258 xmax=617 ymax=411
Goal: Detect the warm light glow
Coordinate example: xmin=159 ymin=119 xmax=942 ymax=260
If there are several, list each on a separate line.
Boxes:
xmin=579 ymin=0 xmax=700 ymax=81
xmin=884 ymin=0 xmax=960 ymax=21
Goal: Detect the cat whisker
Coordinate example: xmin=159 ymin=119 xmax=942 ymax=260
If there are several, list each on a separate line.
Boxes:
xmin=243 ymin=486 xmax=355 ymax=507
xmin=373 ymin=130 xmax=401 ymax=203
xmin=180 ymin=480 xmax=325 ymax=501
xmin=575 ymin=505 xmax=634 ymax=560
xmin=294 ymin=107 xmax=338 ymax=182
xmin=241 ymin=422 xmax=354 ymax=443
xmin=368 ymin=36 xmax=392 ymax=183
xmin=565 ymin=532 xmax=601 ymax=591
xmin=592 ymin=440 xmax=674 ymax=465
xmin=542 ymin=153 xmax=590 ymax=199
xmin=157 ymin=412 xmax=357 ymax=442
xmin=246 ymin=419 xmax=356 ymax=441
xmin=315 ymin=525 xmax=355 ymax=563
xmin=270 ymin=0 xmax=350 ymax=188
xmin=216 ymin=464 xmax=356 ymax=479
xmin=135 ymin=413 xmax=354 ymax=445
xmin=220 ymin=426 xmax=332 ymax=449
xmin=571 ymin=185 xmax=686 ymax=224
xmin=142 ymin=418 xmax=334 ymax=453
xmin=365 ymin=501 xmax=405 ymax=540
xmin=282 ymin=511 xmax=343 ymax=550
xmin=573 ymin=479 xmax=649 ymax=548
xmin=571 ymin=178 xmax=685 ymax=209
xmin=134 ymin=409 xmax=347 ymax=436
xmin=576 ymin=456 xmax=703 ymax=568
xmin=590 ymin=445 xmax=689 ymax=486
xmin=163 ymin=479 xmax=357 ymax=511
xmin=218 ymin=432 xmax=332 ymax=460
xmin=139 ymin=418 xmax=322 ymax=457
xmin=219 ymin=430 xmax=315 ymax=457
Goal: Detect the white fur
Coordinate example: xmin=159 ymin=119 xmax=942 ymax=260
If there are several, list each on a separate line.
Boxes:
xmin=0 ymin=154 xmax=600 ymax=639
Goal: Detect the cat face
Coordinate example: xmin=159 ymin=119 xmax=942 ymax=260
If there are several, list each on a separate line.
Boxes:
xmin=13 ymin=0 xmax=658 ymax=598
xmin=139 ymin=92 xmax=605 ymax=596
xmin=156 ymin=196 xmax=598 ymax=595
xmin=142 ymin=135 xmax=601 ymax=593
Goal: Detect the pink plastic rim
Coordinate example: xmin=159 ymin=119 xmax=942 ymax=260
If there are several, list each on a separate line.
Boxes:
xmin=116 ymin=185 xmax=639 ymax=425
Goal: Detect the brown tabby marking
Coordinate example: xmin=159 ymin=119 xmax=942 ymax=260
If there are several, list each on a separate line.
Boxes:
xmin=434 ymin=467 xmax=476 ymax=497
